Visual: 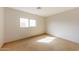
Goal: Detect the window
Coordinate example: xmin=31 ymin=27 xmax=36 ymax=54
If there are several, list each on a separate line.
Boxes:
xmin=20 ymin=18 xmax=37 ymax=28
xmin=30 ymin=19 xmax=36 ymax=27
xmin=20 ymin=18 xmax=29 ymax=27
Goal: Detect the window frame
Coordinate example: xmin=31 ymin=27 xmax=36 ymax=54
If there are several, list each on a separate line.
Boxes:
xmin=20 ymin=18 xmax=29 ymax=28
xmin=20 ymin=17 xmax=37 ymax=28
xmin=29 ymin=19 xmax=37 ymax=27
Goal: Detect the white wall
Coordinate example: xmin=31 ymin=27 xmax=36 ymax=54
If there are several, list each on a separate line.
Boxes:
xmin=0 ymin=8 xmax=4 ymax=47
xmin=4 ymin=8 xmax=45 ymax=43
xmin=46 ymin=8 xmax=79 ymax=43
xmin=5 ymin=7 xmax=79 ymax=44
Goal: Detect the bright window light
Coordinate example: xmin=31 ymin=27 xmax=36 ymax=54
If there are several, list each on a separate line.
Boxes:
xmin=37 ymin=36 xmax=56 ymax=43
xmin=20 ymin=18 xmax=37 ymax=28
xmin=20 ymin=18 xmax=29 ymax=28
xmin=30 ymin=19 xmax=36 ymax=27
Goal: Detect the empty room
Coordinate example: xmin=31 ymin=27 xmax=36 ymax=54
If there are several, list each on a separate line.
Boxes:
xmin=0 ymin=7 xmax=79 ymax=51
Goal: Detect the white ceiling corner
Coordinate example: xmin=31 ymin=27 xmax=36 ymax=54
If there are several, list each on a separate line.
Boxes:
xmin=11 ymin=7 xmax=76 ymax=17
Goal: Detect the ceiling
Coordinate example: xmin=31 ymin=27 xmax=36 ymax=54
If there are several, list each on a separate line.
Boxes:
xmin=12 ymin=7 xmax=76 ymax=17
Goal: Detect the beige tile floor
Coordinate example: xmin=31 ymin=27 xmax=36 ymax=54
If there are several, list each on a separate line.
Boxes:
xmin=2 ymin=35 xmax=79 ymax=51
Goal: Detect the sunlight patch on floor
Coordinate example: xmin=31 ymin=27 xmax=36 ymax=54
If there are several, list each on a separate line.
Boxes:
xmin=37 ymin=36 xmax=56 ymax=43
